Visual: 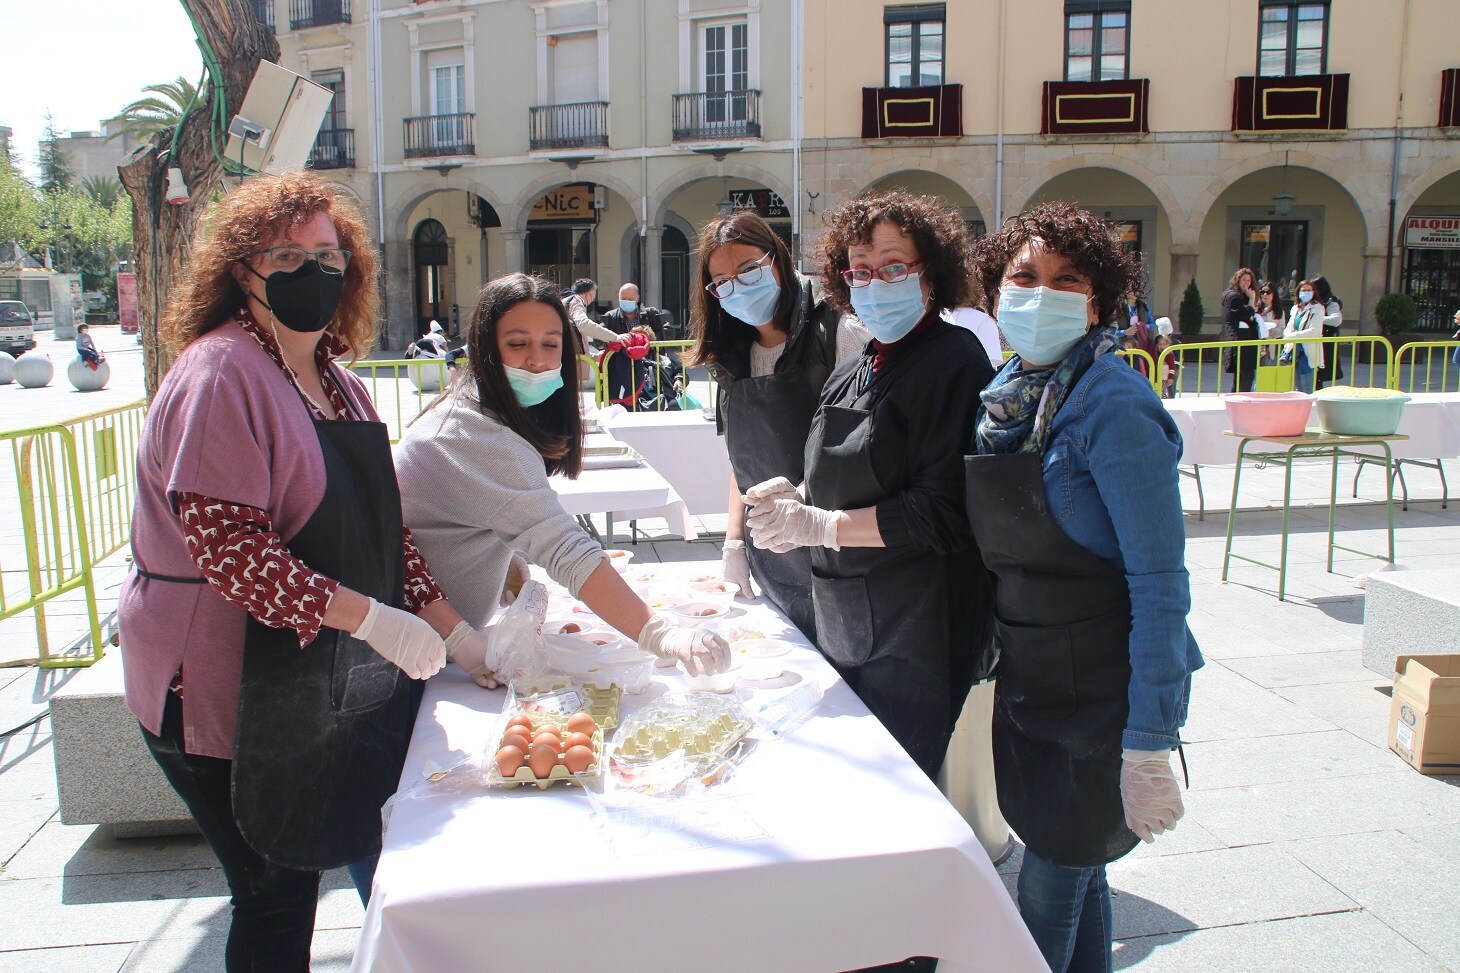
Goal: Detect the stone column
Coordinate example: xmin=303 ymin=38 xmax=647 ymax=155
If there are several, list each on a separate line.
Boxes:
xmin=501 ymin=230 xmax=527 ymax=275
xmin=641 ymin=225 xmax=664 ymax=309
xmin=1168 ymin=245 xmax=1201 ymax=327
xmin=1357 ymin=247 xmax=1391 ymax=337
xmin=383 ymin=237 xmax=414 ymax=352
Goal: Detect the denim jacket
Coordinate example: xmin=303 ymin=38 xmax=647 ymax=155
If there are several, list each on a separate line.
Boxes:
xmin=1042 ymin=355 xmax=1204 ymax=750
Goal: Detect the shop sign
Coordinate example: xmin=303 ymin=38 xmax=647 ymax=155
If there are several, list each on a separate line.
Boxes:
xmin=728 ymin=189 xmax=790 ymax=219
xmin=530 ymin=184 xmax=599 ymax=224
xmin=1405 ymin=216 xmax=1460 ymax=249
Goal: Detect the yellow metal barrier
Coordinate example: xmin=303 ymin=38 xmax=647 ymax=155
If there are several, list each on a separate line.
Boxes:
xmin=1155 ymin=335 xmax=1391 ymax=397
xmin=578 ymin=354 xmax=607 ymax=409
xmin=597 ymin=340 xmax=711 ymax=412
xmin=1391 ymin=341 xmax=1460 ymax=393
xmin=348 ymin=358 xmax=454 ymax=443
xmin=1115 ymin=348 xmax=1159 ymax=389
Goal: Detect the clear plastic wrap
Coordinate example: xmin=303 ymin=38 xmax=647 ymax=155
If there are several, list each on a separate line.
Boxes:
xmin=609 ymin=692 xmax=756 ymax=795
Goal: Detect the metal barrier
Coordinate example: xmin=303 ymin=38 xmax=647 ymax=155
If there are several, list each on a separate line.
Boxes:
xmin=1391 ymin=341 xmax=1460 ymax=393
xmin=596 ymin=340 xmax=712 ymax=413
xmin=1155 ymin=336 xmax=1391 ymax=396
xmin=347 ymin=358 xmax=453 ymax=443
xmin=1115 ymin=348 xmax=1158 ymax=387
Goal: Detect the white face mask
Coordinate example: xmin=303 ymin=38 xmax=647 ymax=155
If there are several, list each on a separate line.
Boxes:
xmin=995 ymin=285 xmax=1092 ymax=367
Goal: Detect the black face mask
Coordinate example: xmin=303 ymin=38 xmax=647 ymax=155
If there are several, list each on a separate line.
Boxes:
xmin=245 ymin=260 xmax=344 ymax=334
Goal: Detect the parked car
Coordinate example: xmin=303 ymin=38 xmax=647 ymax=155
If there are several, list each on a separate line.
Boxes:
xmin=0 ymin=301 xmax=37 ymax=358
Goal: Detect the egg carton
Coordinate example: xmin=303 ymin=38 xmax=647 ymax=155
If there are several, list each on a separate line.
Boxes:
xmin=611 ymin=693 xmax=754 ymax=775
xmin=488 ymin=727 xmax=606 ymax=790
xmin=511 ymin=682 xmax=623 ymax=731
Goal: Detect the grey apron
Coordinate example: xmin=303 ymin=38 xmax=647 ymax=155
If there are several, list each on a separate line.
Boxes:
xmin=232 ymin=411 xmax=417 ymax=871
xmin=724 ymin=366 xmax=819 ymax=644
xmin=963 ymin=450 xmax=1139 ymax=868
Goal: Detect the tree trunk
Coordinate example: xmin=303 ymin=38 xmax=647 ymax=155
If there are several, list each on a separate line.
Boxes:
xmin=118 ymin=1 xmax=278 ymax=400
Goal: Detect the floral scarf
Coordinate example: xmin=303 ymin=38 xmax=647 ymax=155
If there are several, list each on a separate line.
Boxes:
xmin=974 ymin=325 xmax=1121 ymax=456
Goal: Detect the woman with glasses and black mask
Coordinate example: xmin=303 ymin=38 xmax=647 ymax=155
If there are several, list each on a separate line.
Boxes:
xmin=740 ymin=191 xmax=997 ymax=785
xmin=120 ymin=173 xmax=496 ymax=971
xmin=685 ymin=211 xmax=868 ymax=644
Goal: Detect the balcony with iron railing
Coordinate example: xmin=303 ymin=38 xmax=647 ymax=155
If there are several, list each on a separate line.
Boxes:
xmin=252 ymin=0 xmax=274 ymax=30
xmin=289 ymin=0 xmax=350 ymax=30
xmin=307 ymin=128 xmax=354 ymax=169
xmin=529 ymin=102 xmax=609 ymax=152
xmin=671 ymin=90 xmax=762 ymax=142
xmin=403 ymin=114 xmax=475 ymax=160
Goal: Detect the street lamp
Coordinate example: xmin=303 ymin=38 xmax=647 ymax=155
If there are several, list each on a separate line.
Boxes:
xmin=1272 ymin=150 xmax=1296 ymax=217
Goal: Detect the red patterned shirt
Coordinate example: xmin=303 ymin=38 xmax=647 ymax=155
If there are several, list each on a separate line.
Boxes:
xmin=176 ymin=309 xmax=445 ymax=648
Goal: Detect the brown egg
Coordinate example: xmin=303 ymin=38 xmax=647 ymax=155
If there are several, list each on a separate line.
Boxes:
xmin=563 ymin=744 xmax=594 ymax=774
xmin=528 ymin=743 xmax=559 ymax=779
xmin=495 ymin=745 xmax=526 ymax=777
xmin=561 ymin=622 xmax=583 ymax=633
xmin=506 ymin=715 xmax=534 ymax=734
xmin=500 ymin=732 xmax=532 ymax=753
xmin=532 ymin=729 xmax=562 ymax=750
xmin=566 ymin=713 xmax=597 ymax=735
xmin=563 ymin=731 xmax=594 ymax=751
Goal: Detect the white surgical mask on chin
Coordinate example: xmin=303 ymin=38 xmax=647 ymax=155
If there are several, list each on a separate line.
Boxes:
xmin=996 ymin=285 xmax=1092 ymax=367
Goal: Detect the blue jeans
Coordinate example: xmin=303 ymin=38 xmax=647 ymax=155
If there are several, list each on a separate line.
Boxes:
xmin=1294 ymin=348 xmax=1315 ymax=394
xmin=1017 ymin=848 xmax=1113 ymax=973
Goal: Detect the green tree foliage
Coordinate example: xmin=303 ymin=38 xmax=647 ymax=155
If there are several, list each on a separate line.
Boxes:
xmin=1178 ymin=278 xmax=1205 ymax=336
xmin=0 ymin=152 xmax=130 ymax=296
xmin=1374 ymin=292 xmax=1418 ymax=336
xmin=107 ymin=76 xmax=200 ymax=145
xmin=81 ymin=175 xmax=124 ymax=210
xmin=38 ymin=113 xmax=73 ymax=193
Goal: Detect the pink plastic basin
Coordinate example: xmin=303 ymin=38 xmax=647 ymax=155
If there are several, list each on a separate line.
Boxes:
xmin=1223 ymin=391 xmax=1313 ymax=437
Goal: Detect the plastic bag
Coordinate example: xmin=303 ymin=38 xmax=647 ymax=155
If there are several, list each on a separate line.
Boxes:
xmin=493 ymin=580 xmax=552 ymax=687
xmin=676 ymin=389 xmax=702 ymax=411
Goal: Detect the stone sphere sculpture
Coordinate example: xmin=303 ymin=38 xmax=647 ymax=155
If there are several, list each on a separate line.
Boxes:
xmin=0 ymin=352 xmax=15 ymax=385
xmin=14 ymin=352 xmax=54 ymax=389
xmin=68 ymin=357 xmax=112 ymax=392
xmin=407 ymin=360 xmax=446 ymax=393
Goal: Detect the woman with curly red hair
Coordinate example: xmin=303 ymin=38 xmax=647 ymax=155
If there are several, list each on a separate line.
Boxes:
xmin=120 ymin=172 xmax=494 ymax=971
xmin=966 ymin=202 xmax=1202 ymax=973
xmin=740 ymin=190 xmax=997 ymax=784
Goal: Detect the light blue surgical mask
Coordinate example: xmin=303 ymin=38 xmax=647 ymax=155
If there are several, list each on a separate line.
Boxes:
xmin=504 ymin=364 xmax=563 ymax=407
xmin=716 ymin=271 xmax=782 ymax=326
xmin=1298 ymin=289 xmax=1314 ymax=303
xmin=996 ymin=285 xmax=1092 ymax=367
xmin=848 ymin=274 xmax=927 ymax=343
xmin=619 ymin=299 xmax=638 ymax=314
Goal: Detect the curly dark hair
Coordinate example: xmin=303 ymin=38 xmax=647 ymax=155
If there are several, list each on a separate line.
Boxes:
xmin=971 ymin=201 xmax=1144 ymax=327
xmin=814 ymin=190 xmax=980 ymax=315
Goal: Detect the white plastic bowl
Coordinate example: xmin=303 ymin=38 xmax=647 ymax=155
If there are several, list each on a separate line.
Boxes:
xmin=688 ymin=581 xmax=737 ymax=608
xmin=603 ymin=549 xmax=635 ymax=571
xmin=734 ymin=639 xmax=793 ymax=680
xmin=683 ymin=658 xmax=742 ymax=693
xmin=673 ymin=601 xmax=729 ymax=621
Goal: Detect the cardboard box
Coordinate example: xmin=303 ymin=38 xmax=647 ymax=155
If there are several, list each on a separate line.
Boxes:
xmin=1389 ymin=654 xmax=1460 ymax=775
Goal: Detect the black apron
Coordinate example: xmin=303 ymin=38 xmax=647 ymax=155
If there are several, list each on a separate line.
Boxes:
xmin=232 ymin=410 xmax=417 ymax=872
xmin=724 ymin=367 xmax=819 ymax=644
xmin=963 ymin=450 xmax=1138 ymax=868
xmin=805 ymin=334 xmax=973 ymax=779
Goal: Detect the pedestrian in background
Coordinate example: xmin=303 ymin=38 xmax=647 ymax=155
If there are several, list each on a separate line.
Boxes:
xmin=1311 ymin=276 xmax=1345 ymax=390
xmin=1220 ymin=268 xmax=1261 ymax=392
xmin=1283 ymin=279 xmax=1325 ymax=394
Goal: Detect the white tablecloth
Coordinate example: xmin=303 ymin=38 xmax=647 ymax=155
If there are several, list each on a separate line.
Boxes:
xmin=351 ymin=565 xmax=1046 ymax=973
xmin=551 ymin=463 xmax=697 ymax=539
xmin=1163 ymin=394 xmax=1460 ymax=466
xmin=600 ymin=410 xmax=733 ymax=517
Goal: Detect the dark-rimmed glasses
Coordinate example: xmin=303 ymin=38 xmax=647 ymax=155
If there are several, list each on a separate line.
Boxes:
xmin=706 ymin=252 xmax=773 ymax=299
xmin=841 ymin=259 xmax=924 ymax=288
xmin=249 ymin=246 xmax=352 ymax=275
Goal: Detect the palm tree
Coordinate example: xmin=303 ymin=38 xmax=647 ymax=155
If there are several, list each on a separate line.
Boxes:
xmin=107 ymin=77 xmax=200 ymax=145
xmin=81 ymin=175 xmax=123 ymax=210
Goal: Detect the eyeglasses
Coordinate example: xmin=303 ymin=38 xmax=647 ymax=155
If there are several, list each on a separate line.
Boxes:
xmin=250 ymin=246 xmax=352 ymax=275
xmin=841 ymin=259 xmax=924 ymax=288
xmin=706 ymin=252 xmax=773 ymax=299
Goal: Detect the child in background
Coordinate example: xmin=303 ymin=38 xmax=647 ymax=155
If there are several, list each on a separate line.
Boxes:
xmin=1155 ymin=316 xmax=1179 ymax=399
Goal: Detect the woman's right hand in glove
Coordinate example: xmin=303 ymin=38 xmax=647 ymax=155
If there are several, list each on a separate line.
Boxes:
xmin=636 ymin=615 xmax=730 ymax=676
xmin=1120 ymin=748 xmax=1185 ymax=842
xmin=351 ymin=599 xmax=447 ymax=680
xmin=721 ymin=540 xmax=755 ymax=599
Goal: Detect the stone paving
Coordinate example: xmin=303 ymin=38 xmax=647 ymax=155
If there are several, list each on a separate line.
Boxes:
xmin=0 ymin=337 xmax=1457 ymax=970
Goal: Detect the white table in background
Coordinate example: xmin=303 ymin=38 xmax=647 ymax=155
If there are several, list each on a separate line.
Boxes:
xmin=351 ymin=565 xmax=1045 ymax=973
xmin=551 ymin=460 xmax=697 ymax=540
xmin=599 ymin=409 xmax=733 ymax=518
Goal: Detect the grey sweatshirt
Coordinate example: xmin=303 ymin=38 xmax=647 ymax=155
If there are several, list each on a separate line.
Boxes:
xmin=394 ymin=389 xmax=606 ymax=629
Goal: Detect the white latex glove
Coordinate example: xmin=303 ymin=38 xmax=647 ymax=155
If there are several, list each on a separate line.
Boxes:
xmin=637 ymin=614 xmax=731 ymax=676
xmin=741 ymin=476 xmax=802 ymax=507
xmin=444 ymin=620 xmax=503 ymax=689
xmin=746 ymin=496 xmax=842 ymax=554
xmin=501 ymin=553 xmax=530 ymax=607
xmin=352 ymin=600 xmax=447 ymax=680
xmin=721 ymin=540 xmax=755 ymax=599
xmin=1120 ymin=748 xmax=1185 ymax=843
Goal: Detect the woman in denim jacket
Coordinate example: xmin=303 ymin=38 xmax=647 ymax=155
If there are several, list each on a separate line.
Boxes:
xmin=965 ymin=202 xmax=1203 ymax=973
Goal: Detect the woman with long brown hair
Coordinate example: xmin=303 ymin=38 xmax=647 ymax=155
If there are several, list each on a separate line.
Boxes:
xmin=685 ymin=211 xmax=868 ymax=643
xmin=1221 ymin=267 xmax=1262 ymax=392
xmin=394 ymin=272 xmax=729 ymax=674
xmin=120 ymin=172 xmax=497 ymax=971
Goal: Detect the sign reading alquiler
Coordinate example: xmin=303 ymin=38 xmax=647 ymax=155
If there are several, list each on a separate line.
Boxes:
xmin=1405 ymin=216 xmax=1460 ymax=249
